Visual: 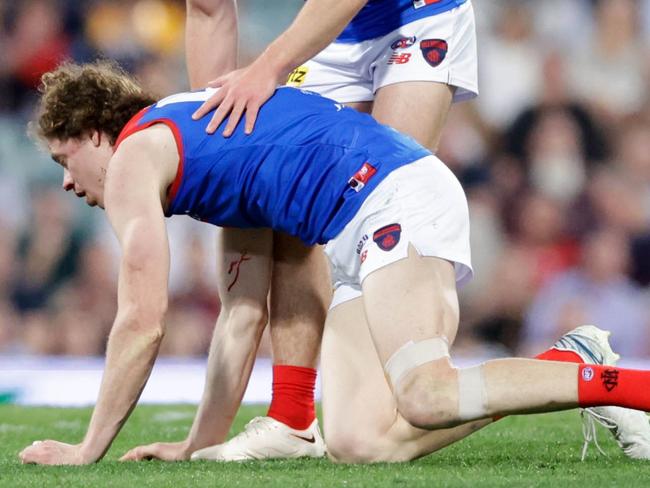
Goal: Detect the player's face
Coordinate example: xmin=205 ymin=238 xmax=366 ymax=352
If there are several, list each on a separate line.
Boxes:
xmin=48 ymin=134 xmax=112 ymax=209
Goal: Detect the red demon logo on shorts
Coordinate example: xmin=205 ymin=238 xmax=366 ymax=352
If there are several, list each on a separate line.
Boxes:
xmin=373 ymin=223 xmax=402 ymax=251
xmin=420 ymin=39 xmax=448 ymax=67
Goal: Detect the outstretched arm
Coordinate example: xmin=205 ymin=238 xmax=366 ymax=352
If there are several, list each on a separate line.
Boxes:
xmin=121 ymin=227 xmax=273 ymax=461
xmin=19 ymin=131 xmax=173 ymax=465
xmin=193 ymin=0 xmax=368 ymax=135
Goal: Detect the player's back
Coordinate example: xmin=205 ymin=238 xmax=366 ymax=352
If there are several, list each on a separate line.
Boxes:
xmin=116 ymin=86 xmax=430 ymax=244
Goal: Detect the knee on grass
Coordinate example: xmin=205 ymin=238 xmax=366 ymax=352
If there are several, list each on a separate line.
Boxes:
xmin=326 ymin=431 xmax=415 ymax=464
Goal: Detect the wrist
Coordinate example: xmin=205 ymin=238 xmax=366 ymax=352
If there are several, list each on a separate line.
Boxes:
xmin=259 ymin=43 xmax=296 ymax=80
xmin=180 ymin=438 xmax=195 ymax=458
xmin=78 ymin=441 xmax=101 ymax=464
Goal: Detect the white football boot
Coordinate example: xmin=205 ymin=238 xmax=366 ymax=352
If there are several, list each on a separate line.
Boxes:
xmin=191 ymin=417 xmax=326 ymax=461
xmin=551 ymin=325 xmax=650 ymax=460
xmin=582 ymin=407 xmax=650 ymax=460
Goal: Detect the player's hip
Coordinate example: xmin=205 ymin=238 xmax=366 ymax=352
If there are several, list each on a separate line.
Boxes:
xmin=324 ymin=155 xmax=473 ymax=308
xmin=285 ymin=1 xmax=477 ymax=104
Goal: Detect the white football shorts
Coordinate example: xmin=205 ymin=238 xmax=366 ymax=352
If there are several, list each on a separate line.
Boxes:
xmin=286 ymin=1 xmax=477 ymax=103
xmin=324 ymin=155 xmax=473 ymax=310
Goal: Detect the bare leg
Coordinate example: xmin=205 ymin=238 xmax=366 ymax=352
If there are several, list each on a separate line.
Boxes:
xmin=322 ymin=248 xmax=597 ymax=463
xmin=362 ymin=249 xmax=585 ymax=432
xmin=269 ymin=233 xmax=331 ymax=368
xmin=372 ymin=81 xmax=454 ymax=151
xmin=322 ymin=295 xmax=490 ymax=463
xmin=321 ymin=82 xmax=490 ymax=463
xmin=185 ymin=0 xmax=238 ymax=89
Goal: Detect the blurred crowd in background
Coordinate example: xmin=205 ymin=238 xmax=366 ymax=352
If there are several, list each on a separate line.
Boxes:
xmin=0 ymin=0 xmax=649 ymax=359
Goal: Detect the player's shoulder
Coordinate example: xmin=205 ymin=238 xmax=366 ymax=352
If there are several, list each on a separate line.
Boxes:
xmin=108 ymin=123 xmax=179 ymax=198
xmin=114 ymin=123 xmax=176 ymax=162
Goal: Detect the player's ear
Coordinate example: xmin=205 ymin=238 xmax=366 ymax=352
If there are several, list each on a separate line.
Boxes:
xmin=90 ymin=130 xmax=101 ymax=147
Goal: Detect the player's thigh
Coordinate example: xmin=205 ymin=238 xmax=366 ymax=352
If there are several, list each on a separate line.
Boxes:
xmin=326 ymin=158 xmax=470 ymax=365
xmin=322 ymin=291 xmax=459 ymax=461
xmin=372 ymin=81 xmax=453 ymax=151
xmin=322 ymin=285 xmax=487 ymax=463
xmin=321 ymin=296 xmax=401 ymax=453
xmin=270 ymin=233 xmax=331 ymax=324
xmin=215 ymin=227 xmax=273 ymax=313
xmin=362 ymin=247 xmax=459 ymax=367
xmin=371 ymin=2 xmax=477 ymax=149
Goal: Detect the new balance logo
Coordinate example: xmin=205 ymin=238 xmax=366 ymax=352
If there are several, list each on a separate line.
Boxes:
xmin=388 ymin=53 xmax=411 ymax=65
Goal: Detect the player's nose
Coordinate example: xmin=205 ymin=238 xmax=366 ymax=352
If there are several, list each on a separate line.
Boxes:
xmin=62 ymin=169 xmax=74 ymax=192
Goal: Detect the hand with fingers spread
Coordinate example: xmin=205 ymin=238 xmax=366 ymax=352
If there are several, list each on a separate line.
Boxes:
xmin=192 ymin=55 xmax=286 ymax=137
xmin=120 ymin=440 xmax=192 ymax=462
xmin=19 ymin=440 xmax=89 ymax=466
xmin=190 ymin=0 xmax=368 ymax=137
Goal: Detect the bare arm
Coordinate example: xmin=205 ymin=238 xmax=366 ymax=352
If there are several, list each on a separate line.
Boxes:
xmin=185 ymin=0 xmax=238 ymax=88
xmin=193 ymin=0 xmax=369 ymax=135
xmin=121 ymin=228 xmax=273 ymax=461
xmin=80 ymin=142 xmax=171 ymax=461
xmin=19 ymin=130 xmax=174 ymax=465
xmin=261 ymin=0 xmax=368 ymax=78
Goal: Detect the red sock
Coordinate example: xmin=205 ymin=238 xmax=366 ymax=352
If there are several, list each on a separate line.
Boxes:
xmin=578 ymin=364 xmax=650 ymax=410
xmin=267 ymin=365 xmax=317 ymax=430
xmin=535 ymin=348 xmax=584 ymax=363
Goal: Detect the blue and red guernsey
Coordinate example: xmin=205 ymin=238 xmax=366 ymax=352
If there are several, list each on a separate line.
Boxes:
xmin=115 ymin=87 xmax=429 ymax=245
xmin=336 ymin=0 xmax=468 ymax=43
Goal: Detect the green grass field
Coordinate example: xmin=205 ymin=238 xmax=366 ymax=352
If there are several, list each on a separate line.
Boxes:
xmin=2 ymin=405 xmax=650 ymax=487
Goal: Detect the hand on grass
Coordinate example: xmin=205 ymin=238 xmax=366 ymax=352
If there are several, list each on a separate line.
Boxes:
xmin=19 ymin=440 xmax=88 ymax=465
xmin=120 ymin=441 xmax=191 ymax=462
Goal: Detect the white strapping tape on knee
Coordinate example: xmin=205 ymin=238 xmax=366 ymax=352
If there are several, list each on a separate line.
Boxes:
xmin=457 ymin=364 xmax=488 ymax=421
xmin=384 ymin=337 xmax=450 ymax=388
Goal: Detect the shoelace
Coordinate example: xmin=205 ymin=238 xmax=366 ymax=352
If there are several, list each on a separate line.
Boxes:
xmin=581 ymin=409 xmax=615 ymax=461
xmin=241 ymin=416 xmax=276 ymax=439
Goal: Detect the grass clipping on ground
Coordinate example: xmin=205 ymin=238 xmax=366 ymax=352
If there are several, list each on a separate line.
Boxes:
xmin=2 ymin=404 xmax=650 ymax=487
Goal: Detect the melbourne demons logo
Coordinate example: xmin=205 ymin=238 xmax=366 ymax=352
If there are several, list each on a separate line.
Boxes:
xmin=420 ymin=39 xmax=448 ymax=67
xmin=390 ymin=36 xmax=416 ymax=50
xmin=373 ymin=223 xmax=402 ymax=251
